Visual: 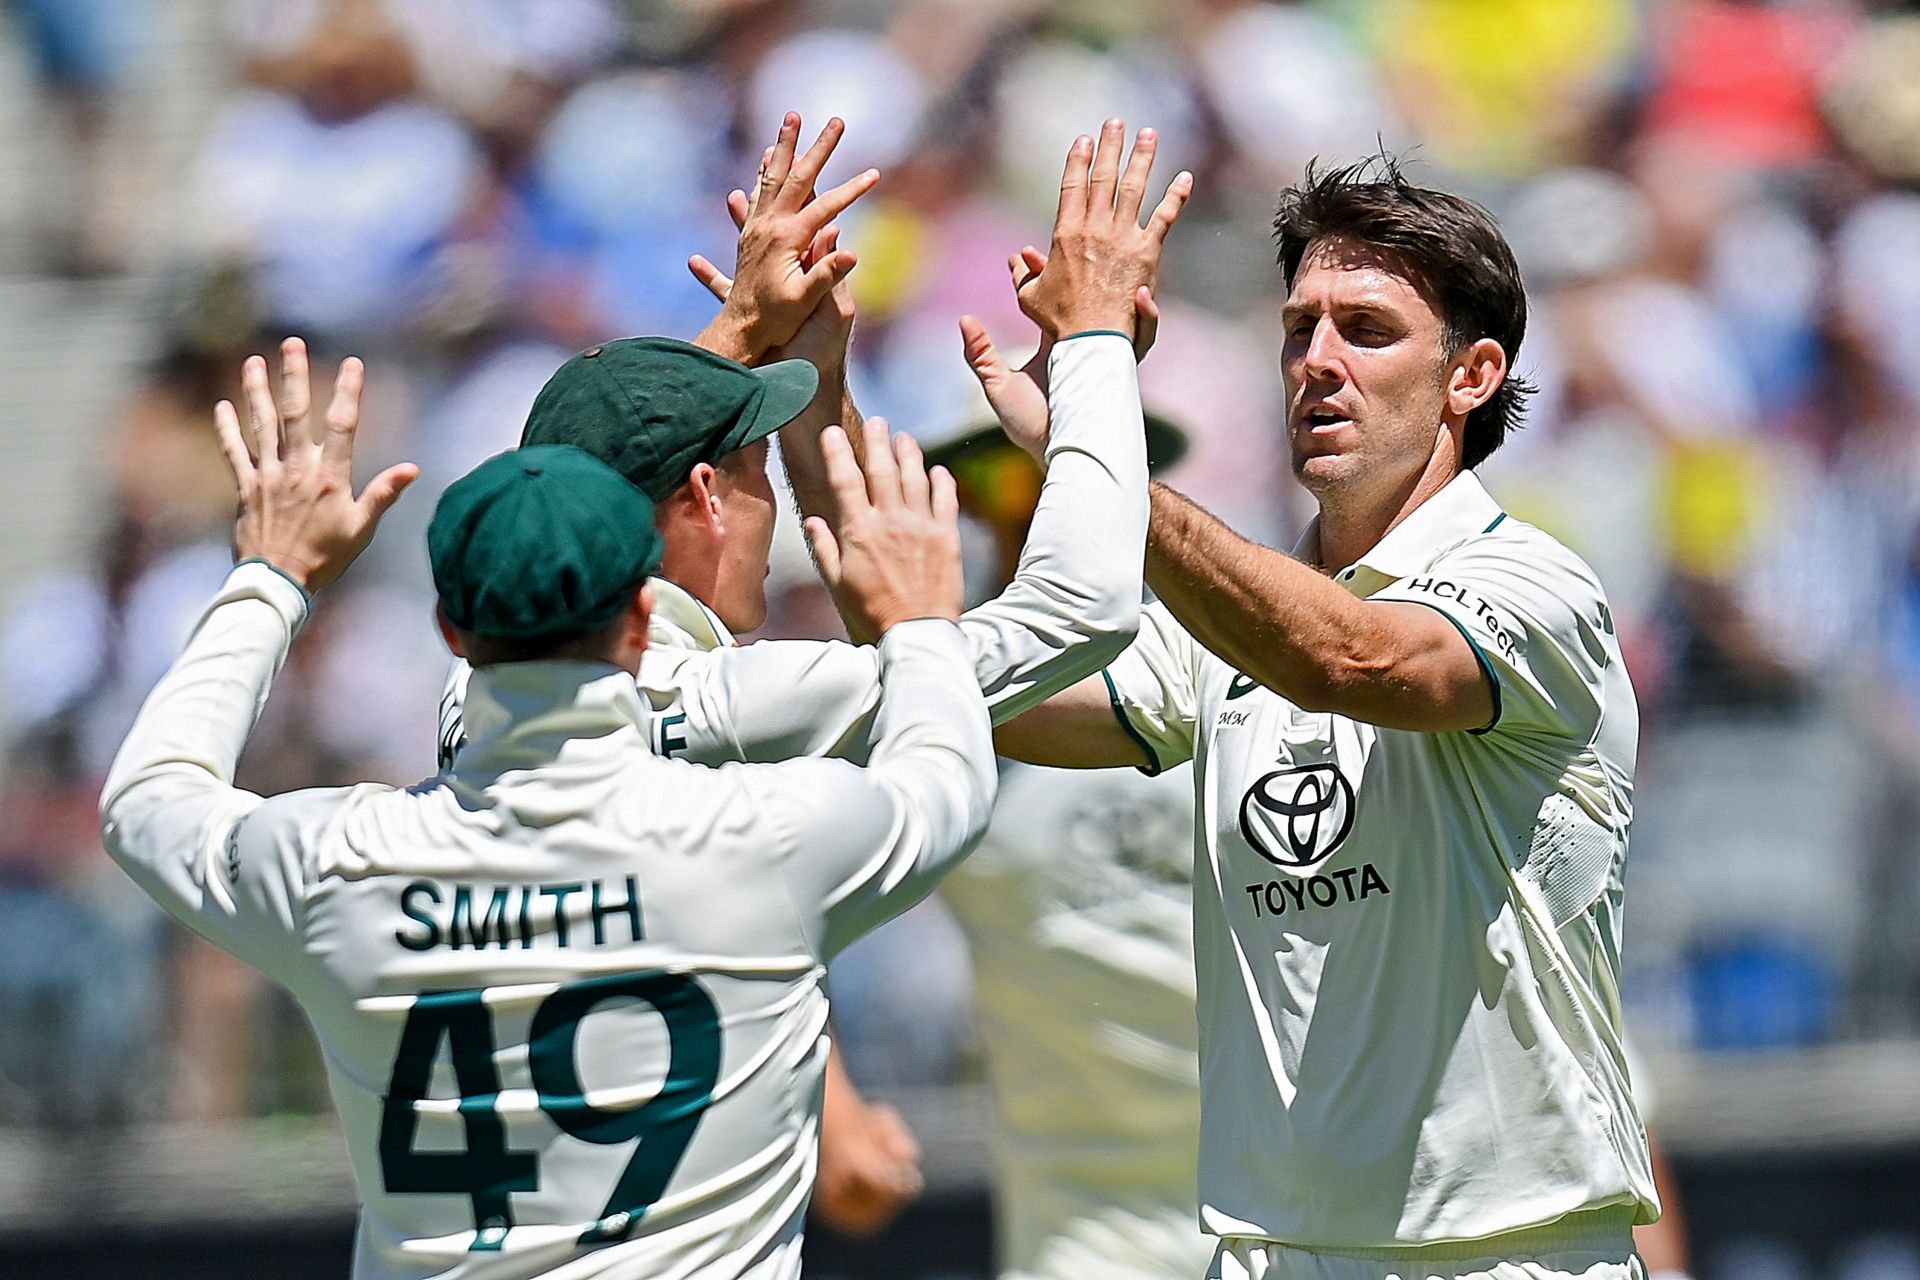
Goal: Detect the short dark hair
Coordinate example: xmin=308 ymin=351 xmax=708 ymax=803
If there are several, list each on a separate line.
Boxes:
xmin=1273 ymin=155 xmax=1536 ymax=468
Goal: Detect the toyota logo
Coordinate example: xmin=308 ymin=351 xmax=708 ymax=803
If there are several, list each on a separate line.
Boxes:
xmin=1238 ymin=763 xmax=1355 ymax=871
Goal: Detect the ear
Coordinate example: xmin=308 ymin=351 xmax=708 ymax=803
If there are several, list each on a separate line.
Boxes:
xmin=436 ymin=604 xmax=468 ymax=658
xmin=684 ymin=462 xmax=724 ymax=533
xmin=1447 ymin=338 xmax=1507 ymax=421
xmin=611 ymin=581 xmax=655 ymax=672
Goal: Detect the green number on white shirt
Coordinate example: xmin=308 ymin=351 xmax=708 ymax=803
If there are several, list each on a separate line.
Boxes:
xmin=378 ymin=973 xmax=721 ymax=1251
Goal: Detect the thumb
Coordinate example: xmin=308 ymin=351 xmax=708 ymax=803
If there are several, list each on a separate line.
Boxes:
xmin=800 ymin=248 xmax=858 ymax=303
xmin=357 ymin=462 xmax=420 ymax=524
xmin=959 ymin=314 xmax=1008 ymax=386
xmin=1134 ymin=285 xmax=1159 ymax=362
xmin=803 ymin=514 xmax=843 ymax=583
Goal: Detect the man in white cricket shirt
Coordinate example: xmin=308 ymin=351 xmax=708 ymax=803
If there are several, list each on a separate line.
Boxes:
xmin=101 ymin=342 xmax=1001 ymax=1280
xmin=994 ymin=157 xmax=1659 ymax=1280
xmin=438 ymin=115 xmax=1187 ymax=788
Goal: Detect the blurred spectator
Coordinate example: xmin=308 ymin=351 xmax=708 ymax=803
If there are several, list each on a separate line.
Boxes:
xmin=2 ymin=0 xmax=149 ymax=274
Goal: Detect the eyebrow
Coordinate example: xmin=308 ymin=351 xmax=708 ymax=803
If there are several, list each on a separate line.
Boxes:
xmin=1281 ymin=298 xmax=1402 ymax=325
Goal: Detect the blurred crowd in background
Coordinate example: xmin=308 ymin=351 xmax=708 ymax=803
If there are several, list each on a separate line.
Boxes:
xmin=4 ymin=0 xmax=1920 ymax=1135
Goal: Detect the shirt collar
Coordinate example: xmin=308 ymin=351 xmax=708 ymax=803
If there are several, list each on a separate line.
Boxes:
xmin=457 ymin=661 xmax=649 ymax=779
xmin=648 ymin=578 xmax=735 ymax=653
xmin=1291 ymin=471 xmax=1506 ymax=596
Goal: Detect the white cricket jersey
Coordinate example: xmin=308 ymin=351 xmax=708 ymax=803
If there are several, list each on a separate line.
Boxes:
xmin=1103 ymin=471 xmax=1657 ymax=1252
xmin=438 ymin=332 xmax=1148 ymax=771
xmin=940 ymin=763 xmax=1213 ymax=1280
xmin=101 ymin=562 xmax=998 ymax=1280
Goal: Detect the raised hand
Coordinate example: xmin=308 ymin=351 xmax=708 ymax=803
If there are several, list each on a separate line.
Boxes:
xmin=213 ymin=337 xmax=418 ymax=591
xmin=963 ymin=262 xmax=1162 ymax=461
xmin=691 ymin=113 xmax=877 ymax=363
xmin=1014 ymin=120 xmax=1190 ymax=342
xmin=803 ymin=419 xmax=963 ymax=643
xmin=692 ymin=195 xmax=855 ymax=381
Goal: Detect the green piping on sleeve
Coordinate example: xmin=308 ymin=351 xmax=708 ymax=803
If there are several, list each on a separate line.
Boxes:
xmin=1403 ymin=599 xmax=1503 ymax=735
xmin=235 ymin=557 xmax=313 ymax=607
xmin=1101 ymin=668 xmax=1166 ymax=775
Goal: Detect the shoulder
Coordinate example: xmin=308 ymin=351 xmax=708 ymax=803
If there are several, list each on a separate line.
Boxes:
xmin=1419 ymin=517 xmax=1615 ymax=635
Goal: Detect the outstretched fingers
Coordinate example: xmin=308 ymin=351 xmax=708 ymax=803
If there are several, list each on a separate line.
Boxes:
xmin=819 ymin=424 xmax=870 ymax=518
xmin=803 ymin=166 xmax=880 ymax=233
xmin=894 ymin=432 xmax=930 ymax=514
xmin=959 ymin=313 xmax=1005 ymax=383
xmin=1114 ymin=127 xmax=1157 ymax=224
xmin=1146 ymin=171 xmax=1195 ymax=244
xmin=279 ymin=336 xmax=311 ymax=437
xmin=760 ymin=115 xmax=800 ymax=209
xmin=320 ymin=356 xmax=365 ymax=471
xmin=213 ymin=399 xmax=254 ymax=486
xmin=242 ymin=354 xmax=281 ymax=467
xmin=688 ymin=254 xmax=734 ymax=302
xmin=357 ymin=462 xmax=419 ymax=524
xmin=782 ymin=116 xmax=846 ymax=208
xmin=1086 ymin=118 xmax=1125 ymax=216
xmin=859 ymin=416 xmax=902 ymax=510
xmin=803 ymin=514 xmax=842 ymax=583
xmin=930 ymin=464 xmax=958 ymax=528
xmin=1054 ymin=134 xmax=1092 ymax=231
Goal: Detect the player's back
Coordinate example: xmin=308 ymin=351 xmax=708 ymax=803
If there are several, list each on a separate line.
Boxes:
xmin=261 ymin=665 xmax=921 ymax=1280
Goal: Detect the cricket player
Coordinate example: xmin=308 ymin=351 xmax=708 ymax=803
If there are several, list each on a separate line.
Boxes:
xmin=984 ymin=154 xmax=1658 ymax=1279
xmin=101 ymin=341 xmax=1002 ymax=1280
xmin=439 ymin=116 xmax=1186 ymax=778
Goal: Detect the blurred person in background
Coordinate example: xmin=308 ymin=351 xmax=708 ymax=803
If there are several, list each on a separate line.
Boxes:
xmin=818 ymin=394 xmax=1212 ymax=1276
xmin=1 ymin=0 xmax=149 ymax=274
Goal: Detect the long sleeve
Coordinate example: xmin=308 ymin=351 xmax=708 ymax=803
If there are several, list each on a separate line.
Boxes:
xmin=99 ymin=561 xmax=314 ymax=970
xmin=958 ymin=331 xmax=1147 ymax=720
xmin=765 ymin=619 xmax=997 ymax=960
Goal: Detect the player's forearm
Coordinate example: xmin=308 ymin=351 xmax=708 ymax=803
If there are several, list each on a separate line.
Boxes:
xmin=964 ymin=333 xmax=1147 ymax=723
xmin=828 ymin=620 xmax=996 ymax=943
xmin=1145 ymin=483 xmax=1388 ymax=712
xmin=691 ymin=309 xmax=760 ymax=366
xmin=99 ymin=562 xmax=305 ymax=904
xmin=781 ymin=363 xmax=863 ymax=524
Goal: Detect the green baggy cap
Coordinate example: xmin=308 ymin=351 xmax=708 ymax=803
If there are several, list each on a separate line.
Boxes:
xmin=429 ymin=445 xmax=665 ymax=640
xmin=521 ymin=336 xmax=819 ymax=501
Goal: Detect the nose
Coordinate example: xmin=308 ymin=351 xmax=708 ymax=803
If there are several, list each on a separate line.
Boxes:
xmin=1301 ymin=316 xmax=1341 ymax=382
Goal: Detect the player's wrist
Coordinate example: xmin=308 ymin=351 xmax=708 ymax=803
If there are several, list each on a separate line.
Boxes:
xmin=235 ymin=554 xmax=316 ymax=601
xmin=695 ymin=307 xmax=762 ymax=365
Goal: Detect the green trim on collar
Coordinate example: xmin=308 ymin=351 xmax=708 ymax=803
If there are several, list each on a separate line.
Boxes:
xmin=1102 ymin=668 xmax=1166 ymax=775
xmin=1484 ymin=513 xmax=1508 ymax=533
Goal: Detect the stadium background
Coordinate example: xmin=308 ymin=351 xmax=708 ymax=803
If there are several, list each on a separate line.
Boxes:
xmin=3 ymin=0 xmax=1920 ymax=1275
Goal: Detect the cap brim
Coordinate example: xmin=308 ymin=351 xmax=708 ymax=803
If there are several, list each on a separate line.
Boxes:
xmin=721 ymin=358 xmax=820 ymax=452
xmin=925 ymin=411 xmax=1190 ymax=475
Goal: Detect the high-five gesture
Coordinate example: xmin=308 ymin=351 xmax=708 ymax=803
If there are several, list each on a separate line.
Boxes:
xmin=1014 ymin=120 xmax=1190 ymax=342
xmin=692 ymin=113 xmax=877 ymax=364
xmin=804 ymin=419 xmax=963 ymax=643
xmin=213 ymin=337 xmax=417 ymax=591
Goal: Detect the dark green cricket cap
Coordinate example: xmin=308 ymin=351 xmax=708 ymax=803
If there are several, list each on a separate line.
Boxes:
xmin=429 ymin=445 xmax=665 ymax=641
xmin=521 ymin=336 xmax=819 ymax=502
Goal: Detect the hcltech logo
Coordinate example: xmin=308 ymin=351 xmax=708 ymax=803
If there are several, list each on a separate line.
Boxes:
xmin=1237 ymin=763 xmax=1355 ymax=872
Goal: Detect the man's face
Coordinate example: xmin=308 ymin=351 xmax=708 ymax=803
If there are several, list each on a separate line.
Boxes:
xmin=1280 ymin=236 xmax=1456 ymax=507
xmin=708 ymin=438 xmax=778 ymax=632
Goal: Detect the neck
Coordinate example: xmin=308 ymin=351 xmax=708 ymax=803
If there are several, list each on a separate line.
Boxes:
xmin=1313 ymin=450 xmax=1459 ymax=572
